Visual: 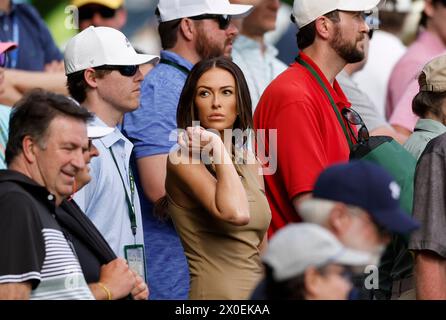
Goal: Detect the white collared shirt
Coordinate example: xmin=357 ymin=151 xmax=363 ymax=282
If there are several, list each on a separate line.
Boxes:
xmin=74 ymin=116 xmax=144 ymax=258
xmin=232 ymin=35 xmax=287 ymax=111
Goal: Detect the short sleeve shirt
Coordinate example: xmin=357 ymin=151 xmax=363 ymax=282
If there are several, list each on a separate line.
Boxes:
xmin=409 ymin=132 xmax=446 ymax=257
xmin=0 ymin=170 xmax=93 ymax=299
xmin=254 ymin=52 xmax=353 ymax=236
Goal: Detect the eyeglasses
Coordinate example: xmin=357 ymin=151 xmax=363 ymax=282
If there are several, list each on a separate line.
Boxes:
xmin=88 ymin=139 xmax=93 ymax=152
xmin=341 ymin=108 xmax=369 ymax=144
xmin=95 ymin=65 xmax=139 ymax=77
xmin=189 ymin=14 xmax=232 ymax=30
xmin=78 ymin=4 xmax=117 ymax=20
xmin=0 ymin=52 xmax=8 ymax=68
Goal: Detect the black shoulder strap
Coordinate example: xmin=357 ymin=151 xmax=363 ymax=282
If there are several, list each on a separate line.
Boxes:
xmin=159 ymin=58 xmax=190 ymax=76
xmin=56 ymin=200 xmax=116 ymax=264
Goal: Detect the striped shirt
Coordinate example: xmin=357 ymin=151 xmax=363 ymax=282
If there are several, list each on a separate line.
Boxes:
xmin=0 ymin=170 xmax=94 ymax=300
xmin=29 ymin=229 xmax=93 ymax=300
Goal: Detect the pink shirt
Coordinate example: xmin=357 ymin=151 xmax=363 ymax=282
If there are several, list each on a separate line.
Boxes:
xmin=386 ymin=31 xmax=446 ymax=131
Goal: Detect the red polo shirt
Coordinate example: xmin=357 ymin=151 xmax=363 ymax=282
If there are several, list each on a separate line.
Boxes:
xmin=254 ymin=52 xmax=353 ymax=237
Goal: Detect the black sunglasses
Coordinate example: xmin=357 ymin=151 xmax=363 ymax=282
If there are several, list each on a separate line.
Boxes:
xmin=95 ymin=65 xmax=139 ymax=77
xmin=78 ymin=4 xmax=117 ymax=20
xmin=189 ymin=14 xmax=232 ymax=30
xmin=0 ymin=52 xmax=8 ymax=68
xmin=341 ymin=108 xmax=369 ymax=144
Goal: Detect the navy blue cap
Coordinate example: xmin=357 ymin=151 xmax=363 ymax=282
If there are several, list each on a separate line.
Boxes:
xmin=313 ymin=161 xmax=420 ymax=234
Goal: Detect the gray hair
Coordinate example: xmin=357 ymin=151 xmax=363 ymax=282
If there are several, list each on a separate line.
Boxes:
xmin=298 ymin=198 xmax=336 ymax=226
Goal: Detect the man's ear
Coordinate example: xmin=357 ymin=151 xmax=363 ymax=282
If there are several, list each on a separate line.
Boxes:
xmin=424 ymin=0 xmax=435 ymax=18
xmin=22 ymin=136 xmax=38 ymax=164
xmin=314 ymin=16 xmax=332 ymax=41
xmin=83 ymin=68 xmax=99 ymax=88
xmin=179 ymin=18 xmax=196 ymax=41
xmin=304 ymin=267 xmax=323 ymax=299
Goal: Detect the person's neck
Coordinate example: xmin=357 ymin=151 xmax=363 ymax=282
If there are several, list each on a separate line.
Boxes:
xmin=425 ymin=23 xmax=446 ymax=47
xmin=83 ymin=95 xmax=122 ymax=127
xmin=302 ymin=45 xmax=346 ymax=85
xmin=0 ymin=0 xmax=11 ymax=13
xmin=8 ymin=159 xmax=63 ymax=206
xmin=424 ymin=112 xmax=443 ymax=123
xmin=343 ymin=64 xmax=356 ymax=77
xmin=169 ymin=44 xmax=200 ymax=65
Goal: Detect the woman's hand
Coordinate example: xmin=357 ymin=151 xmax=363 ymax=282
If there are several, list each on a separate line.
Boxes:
xmin=178 ymin=126 xmax=224 ymax=160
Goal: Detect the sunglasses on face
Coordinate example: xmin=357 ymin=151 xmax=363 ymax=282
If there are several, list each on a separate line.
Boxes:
xmin=189 ymin=14 xmax=232 ymax=30
xmin=0 ymin=52 xmax=8 ymax=68
xmin=95 ymin=65 xmax=139 ymax=77
xmin=78 ymin=4 xmax=117 ymax=20
xmin=341 ymin=107 xmax=370 ymax=144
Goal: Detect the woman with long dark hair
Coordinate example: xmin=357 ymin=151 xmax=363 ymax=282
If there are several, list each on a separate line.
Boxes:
xmin=163 ymin=57 xmax=271 ymax=299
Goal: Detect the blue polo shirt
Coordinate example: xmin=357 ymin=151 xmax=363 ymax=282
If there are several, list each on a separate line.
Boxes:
xmin=123 ymin=50 xmax=193 ymax=300
xmin=0 ymin=2 xmax=62 ymax=71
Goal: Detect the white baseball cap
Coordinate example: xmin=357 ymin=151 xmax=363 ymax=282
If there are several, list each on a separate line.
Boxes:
xmin=87 ymin=125 xmax=114 ymax=139
xmin=64 ymin=26 xmax=159 ymax=75
xmin=157 ymin=0 xmax=253 ymax=22
xmin=262 ymin=223 xmax=372 ymax=281
xmin=292 ymin=0 xmax=382 ymax=28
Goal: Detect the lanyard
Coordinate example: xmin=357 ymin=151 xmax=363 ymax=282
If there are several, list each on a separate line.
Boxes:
xmin=109 ymin=148 xmax=137 ymax=238
xmin=159 ymin=58 xmax=190 ymax=76
xmin=296 ymin=56 xmax=354 ymax=149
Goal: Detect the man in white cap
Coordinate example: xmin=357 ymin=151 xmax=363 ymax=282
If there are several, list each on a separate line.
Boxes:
xmin=254 ymin=0 xmax=380 ymax=237
xmin=122 ymin=0 xmax=252 ymax=299
xmin=261 ymin=223 xmax=372 ymax=300
xmin=64 ymin=26 xmax=158 ymax=292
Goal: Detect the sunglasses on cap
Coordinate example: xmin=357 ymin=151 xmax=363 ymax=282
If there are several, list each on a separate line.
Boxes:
xmin=189 ymin=14 xmax=232 ymax=30
xmin=94 ymin=65 xmax=139 ymax=77
xmin=78 ymin=4 xmax=117 ymax=21
xmin=0 ymin=52 xmax=8 ymax=68
xmin=341 ymin=107 xmax=369 ymax=145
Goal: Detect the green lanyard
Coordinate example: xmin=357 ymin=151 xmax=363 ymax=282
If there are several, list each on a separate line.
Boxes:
xmin=296 ymin=57 xmax=354 ymax=149
xmin=159 ymin=58 xmax=190 ymax=76
xmin=109 ymin=148 xmax=137 ymax=237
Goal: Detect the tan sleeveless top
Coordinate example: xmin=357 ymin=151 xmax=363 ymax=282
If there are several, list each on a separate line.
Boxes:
xmin=167 ymin=161 xmax=271 ymax=300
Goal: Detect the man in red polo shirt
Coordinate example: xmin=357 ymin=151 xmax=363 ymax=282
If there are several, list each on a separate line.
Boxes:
xmin=254 ymin=0 xmax=380 ymax=236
